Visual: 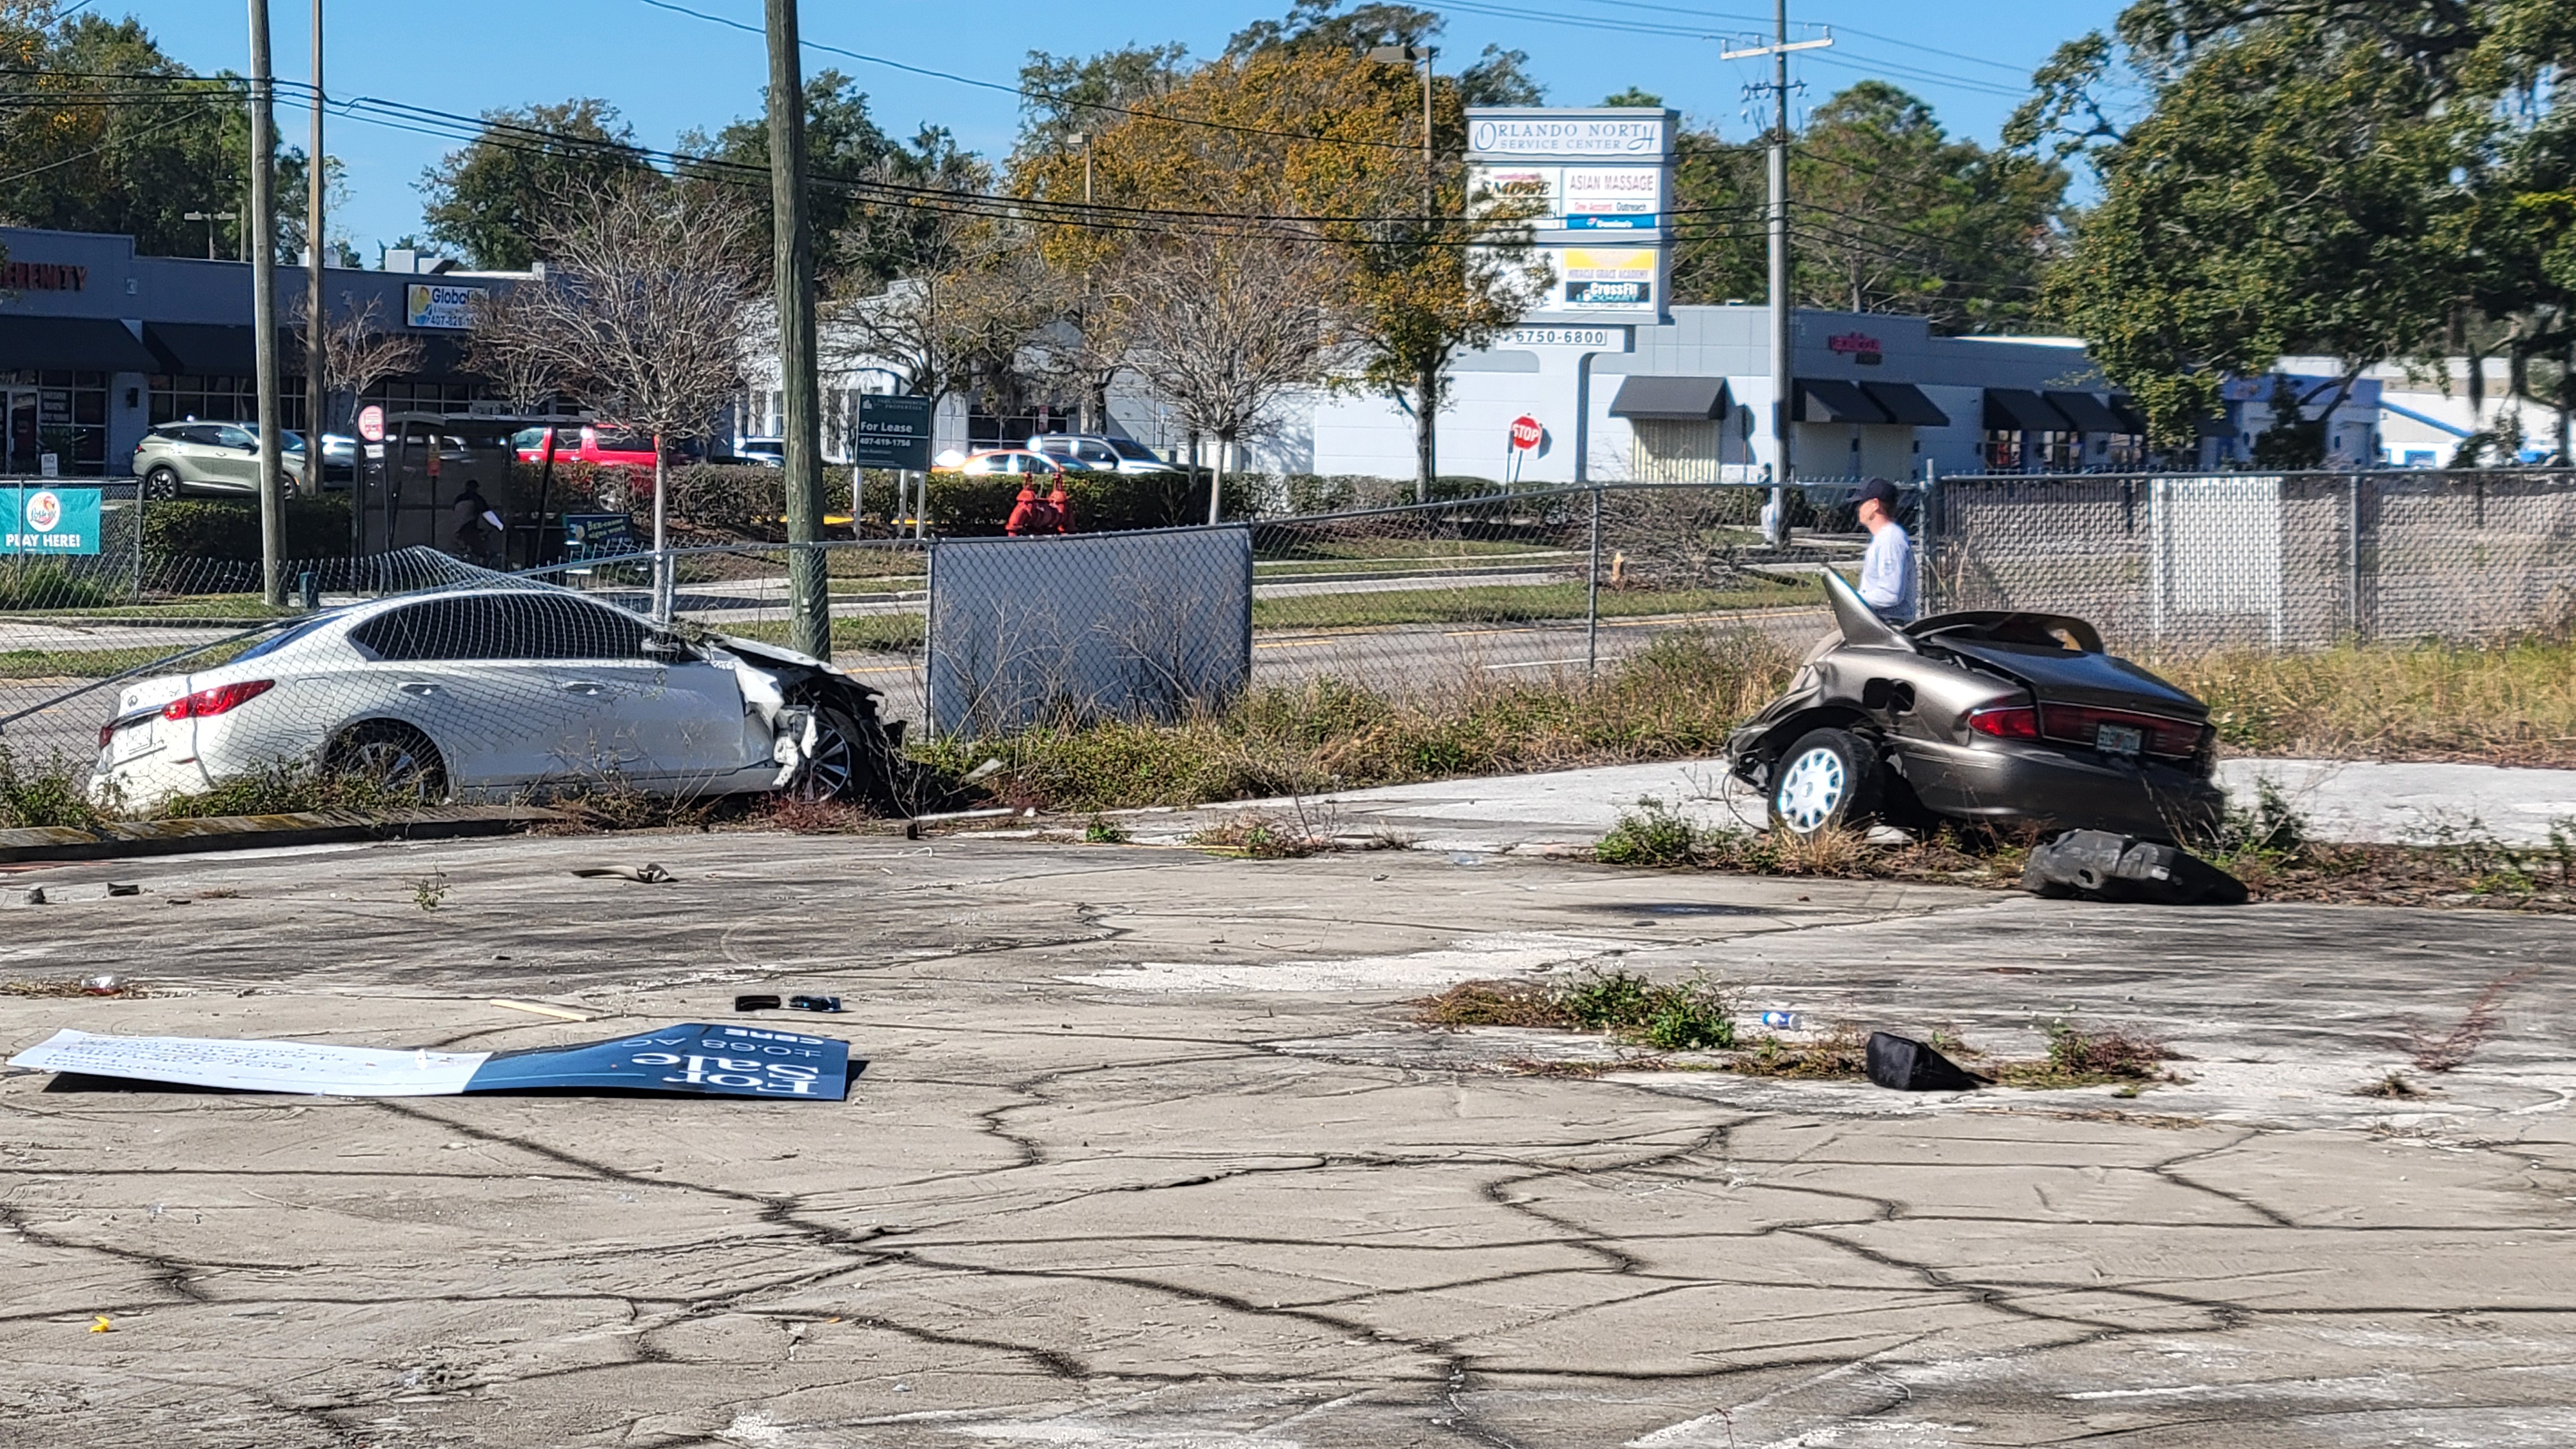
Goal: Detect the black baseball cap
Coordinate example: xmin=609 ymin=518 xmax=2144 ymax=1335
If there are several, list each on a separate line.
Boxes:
xmin=1855 ymin=478 xmax=1901 ymax=509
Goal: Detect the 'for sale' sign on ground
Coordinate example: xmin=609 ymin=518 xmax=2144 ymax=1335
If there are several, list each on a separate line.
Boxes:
xmin=4 ymin=485 xmax=99 ymax=553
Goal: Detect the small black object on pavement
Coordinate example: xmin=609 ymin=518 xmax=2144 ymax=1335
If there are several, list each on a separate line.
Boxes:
xmin=788 ymin=995 xmax=843 ymax=1013
xmin=1865 ymin=1032 xmax=1984 ymax=1092
xmin=733 ymin=993 xmax=782 ymax=1011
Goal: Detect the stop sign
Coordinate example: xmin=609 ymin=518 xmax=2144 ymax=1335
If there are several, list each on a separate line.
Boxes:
xmin=1508 ymin=415 xmax=1543 ymax=450
xmin=356 ymin=404 xmax=385 ymax=443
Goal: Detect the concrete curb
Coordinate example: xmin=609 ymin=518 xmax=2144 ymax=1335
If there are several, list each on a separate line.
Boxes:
xmin=0 ymin=805 xmax=562 ymax=864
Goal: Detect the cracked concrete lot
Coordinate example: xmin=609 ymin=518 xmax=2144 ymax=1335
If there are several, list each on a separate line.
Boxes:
xmin=2 ymin=831 xmax=2572 ymax=1448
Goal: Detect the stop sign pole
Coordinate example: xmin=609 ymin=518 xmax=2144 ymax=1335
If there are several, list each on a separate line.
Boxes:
xmin=1507 ymin=414 xmax=1541 ymax=484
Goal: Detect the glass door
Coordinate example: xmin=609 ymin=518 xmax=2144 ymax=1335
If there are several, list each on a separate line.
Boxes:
xmin=3 ymin=391 xmax=36 ymax=475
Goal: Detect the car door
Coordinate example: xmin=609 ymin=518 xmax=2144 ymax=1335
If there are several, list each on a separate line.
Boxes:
xmin=344 ymin=595 xmax=590 ymax=791
xmin=202 ymin=425 xmax=261 ymax=491
xmin=520 ymin=594 xmax=763 ymax=788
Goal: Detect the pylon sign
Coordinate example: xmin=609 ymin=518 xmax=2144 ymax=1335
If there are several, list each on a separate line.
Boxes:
xmin=1467 ymin=106 xmax=1676 ymax=325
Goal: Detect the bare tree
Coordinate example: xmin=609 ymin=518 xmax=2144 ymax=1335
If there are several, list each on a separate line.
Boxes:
xmin=473 ymin=175 xmax=758 ymax=616
xmin=285 ymin=294 xmax=427 ymax=498
xmin=824 ymin=190 xmax=1057 ymax=440
xmin=1116 ymin=229 xmax=1353 ymax=523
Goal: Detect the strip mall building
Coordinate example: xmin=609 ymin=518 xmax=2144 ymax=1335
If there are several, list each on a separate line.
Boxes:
xmin=0 ymin=224 xmax=513 ymax=476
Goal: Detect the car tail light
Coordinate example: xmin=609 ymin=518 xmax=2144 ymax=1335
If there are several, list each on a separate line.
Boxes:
xmin=162 ymin=678 xmax=274 ymax=722
xmin=1967 ymin=704 xmax=2039 ymax=739
xmin=2039 ymin=703 xmax=2202 ymax=758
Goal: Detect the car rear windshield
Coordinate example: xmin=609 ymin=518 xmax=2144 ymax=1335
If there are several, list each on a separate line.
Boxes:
xmin=233 ymin=612 xmax=342 ymax=663
xmin=350 ymin=594 xmax=653 ymax=661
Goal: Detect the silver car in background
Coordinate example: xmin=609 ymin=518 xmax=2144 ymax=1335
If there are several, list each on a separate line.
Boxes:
xmin=1027 ymin=433 xmax=1180 ymax=476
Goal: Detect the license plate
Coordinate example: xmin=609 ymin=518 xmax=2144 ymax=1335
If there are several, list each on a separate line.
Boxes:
xmin=2095 ymin=722 xmax=2143 ymax=758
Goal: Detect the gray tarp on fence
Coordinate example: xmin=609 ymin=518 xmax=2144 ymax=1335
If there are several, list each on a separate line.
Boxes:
xmin=926 ymin=525 xmax=1252 ymax=735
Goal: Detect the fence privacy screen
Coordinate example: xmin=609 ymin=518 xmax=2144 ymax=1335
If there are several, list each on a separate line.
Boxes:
xmin=925 ymin=525 xmax=1253 ymax=735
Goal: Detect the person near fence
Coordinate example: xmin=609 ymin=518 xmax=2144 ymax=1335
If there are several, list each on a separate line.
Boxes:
xmin=449 ymin=481 xmax=506 ymax=569
xmin=1855 ymin=477 xmax=1916 ymax=624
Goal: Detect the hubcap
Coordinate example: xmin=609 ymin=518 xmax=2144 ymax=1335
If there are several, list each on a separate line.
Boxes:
xmin=1774 ymin=746 xmax=1846 ymax=833
xmin=347 ymin=737 xmax=434 ymax=797
xmin=791 ymin=722 xmax=855 ymax=802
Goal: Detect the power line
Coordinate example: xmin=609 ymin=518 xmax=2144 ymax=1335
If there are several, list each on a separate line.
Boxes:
xmin=636 ymin=0 xmax=1436 ymax=157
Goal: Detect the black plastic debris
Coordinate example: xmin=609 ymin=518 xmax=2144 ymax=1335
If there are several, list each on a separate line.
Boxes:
xmin=735 ymin=993 xmax=782 ymax=1012
xmin=788 ymin=995 xmax=842 ymax=1013
xmin=1865 ymin=1032 xmax=1983 ymax=1092
xmin=2020 ymin=829 xmax=2248 ymax=906
xmin=104 ymin=882 xmax=139 ymax=897
xmin=571 ymin=863 xmax=676 ymax=884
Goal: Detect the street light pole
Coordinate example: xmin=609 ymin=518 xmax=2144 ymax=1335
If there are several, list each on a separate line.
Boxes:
xmin=302 ymin=0 xmax=325 ymax=500
xmin=1722 ymin=8 xmax=1830 ymax=550
xmin=246 ymin=0 xmax=286 ymax=608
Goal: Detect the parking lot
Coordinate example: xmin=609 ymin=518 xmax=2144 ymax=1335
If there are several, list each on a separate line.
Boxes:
xmin=4 ymin=829 xmax=2572 ymax=1447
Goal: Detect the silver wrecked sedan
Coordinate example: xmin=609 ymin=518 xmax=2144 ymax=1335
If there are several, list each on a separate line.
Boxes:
xmin=92 ymin=585 xmax=905 ymax=811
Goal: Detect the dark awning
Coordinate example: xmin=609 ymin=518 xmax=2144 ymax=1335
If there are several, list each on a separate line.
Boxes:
xmin=1982 ymin=388 xmax=2072 ymax=432
xmin=1607 ymin=374 xmax=1731 ymax=420
xmin=2108 ymin=396 xmax=2149 ymax=434
xmin=2046 ymin=390 xmax=2131 ymax=433
xmin=143 ymin=322 xmax=260 ymax=376
xmin=1797 ymin=378 xmax=1888 ymax=424
xmin=1860 ymin=381 xmax=1949 ymax=426
xmin=0 ymin=314 xmax=162 ymax=372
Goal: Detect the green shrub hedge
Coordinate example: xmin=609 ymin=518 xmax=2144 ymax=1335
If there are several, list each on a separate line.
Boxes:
xmin=140 ymin=495 xmax=351 ymax=564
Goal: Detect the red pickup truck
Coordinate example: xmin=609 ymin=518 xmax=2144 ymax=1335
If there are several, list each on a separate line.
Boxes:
xmin=511 ymin=425 xmax=661 ymax=468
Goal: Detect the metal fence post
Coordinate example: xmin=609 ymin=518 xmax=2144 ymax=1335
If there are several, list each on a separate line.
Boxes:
xmin=1586 ymin=484 xmax=1601 ymax=677
xmin=2347 ymin=470 xmax=2363 ymax=641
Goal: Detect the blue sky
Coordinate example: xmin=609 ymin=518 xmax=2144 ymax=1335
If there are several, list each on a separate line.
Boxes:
xmin=112 ymin=0 xmax=2124 ymax=261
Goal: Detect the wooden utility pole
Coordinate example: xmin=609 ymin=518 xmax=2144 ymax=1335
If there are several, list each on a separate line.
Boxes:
xmin=247 ymin=0 xmax=286 ymax=605
xmin=765 ymin=0 xmax=829 ymax=660
xmin=302 ymin=0 xmax=325 ymax=499
xmin=1724 ymin=8 xmax=1829 ymax=548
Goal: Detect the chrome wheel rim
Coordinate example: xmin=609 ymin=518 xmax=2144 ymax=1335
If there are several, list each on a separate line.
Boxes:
xmin=346 ymin=737 xmax=436 ymax=797
xmin=790 ymin=723 xmax=855 ymax=802
xmin=1775 ymin=746 xmax=1846 ymax=833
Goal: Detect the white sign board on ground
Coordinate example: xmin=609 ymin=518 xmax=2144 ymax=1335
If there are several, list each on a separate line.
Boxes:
xmin=9 ymin=1023 xmax=858 ymax=1100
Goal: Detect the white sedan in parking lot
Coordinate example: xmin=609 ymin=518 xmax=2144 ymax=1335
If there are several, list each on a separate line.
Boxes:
xmin=91 ymin=586 xmax=907 ymax=812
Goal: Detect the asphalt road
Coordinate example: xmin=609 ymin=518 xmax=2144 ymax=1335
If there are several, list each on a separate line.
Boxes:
xmin=1 ymin=830 xmax=2570 ymax=1446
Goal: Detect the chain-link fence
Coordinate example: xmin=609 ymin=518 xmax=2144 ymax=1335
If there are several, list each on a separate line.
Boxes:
xmin=1921 ymin=469 xmax=2576 ymax=651
xmin=26 ymin=468 xmax=2567 ymax=818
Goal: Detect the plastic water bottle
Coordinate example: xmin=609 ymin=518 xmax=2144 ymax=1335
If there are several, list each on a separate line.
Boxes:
xmin=1759 ymin=1010 xmax=1804 ymax=1030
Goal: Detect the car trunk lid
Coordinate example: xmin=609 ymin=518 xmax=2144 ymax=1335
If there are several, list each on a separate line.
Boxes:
xmin=1935 ymin=640 xmax=2206 ymax=720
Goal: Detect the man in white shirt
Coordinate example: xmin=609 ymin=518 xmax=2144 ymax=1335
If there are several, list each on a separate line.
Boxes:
xmin=1853 ymin=477 xmax=1915 ymax=624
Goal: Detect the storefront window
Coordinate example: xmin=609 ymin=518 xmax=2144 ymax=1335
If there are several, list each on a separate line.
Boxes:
xmin=969 ymin=403 xmax=1071 ymax=449
xmin=1982 ymin=430 xmax=2022 ymax=471
xmin=0 ymin=369 xmax=107 ymax=474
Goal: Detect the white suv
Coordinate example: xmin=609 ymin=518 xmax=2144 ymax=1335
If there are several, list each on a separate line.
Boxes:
xmin=1028 ymin=433 xmax=1178 ymax=476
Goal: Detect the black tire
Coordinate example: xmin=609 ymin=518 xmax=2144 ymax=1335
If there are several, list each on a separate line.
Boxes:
xmin=324 ymin=721 xmax=449 ymax=804
xmin=144 ymin=466 xmax=182 ymax=501
xmin=1769 ymin=727 xmax=1883 ymax=838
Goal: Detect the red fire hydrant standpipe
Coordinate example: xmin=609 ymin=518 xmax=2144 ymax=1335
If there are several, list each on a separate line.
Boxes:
xmin=1004 ymin=480 xmax=1078 ymax=536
